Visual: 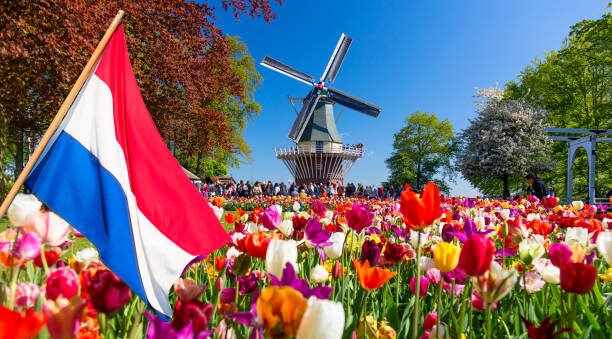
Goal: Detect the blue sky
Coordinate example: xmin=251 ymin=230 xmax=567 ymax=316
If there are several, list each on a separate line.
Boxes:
xmin=214 ymin=1 xmax=608 ymax=196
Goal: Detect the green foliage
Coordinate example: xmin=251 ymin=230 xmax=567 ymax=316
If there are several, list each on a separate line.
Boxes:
xmin=385 ymin=111 xmax=456 ymax=194
xmin=505 ymin=10 xmax=612 ymax=198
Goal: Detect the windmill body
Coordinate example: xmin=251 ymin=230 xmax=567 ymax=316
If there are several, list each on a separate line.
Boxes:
xmin=262 ymin=34 xmax=381 ymax=185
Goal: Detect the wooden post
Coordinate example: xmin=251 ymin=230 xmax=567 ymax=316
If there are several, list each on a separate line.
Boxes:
xmin=0 ymin=10 xmax=125 ymax=219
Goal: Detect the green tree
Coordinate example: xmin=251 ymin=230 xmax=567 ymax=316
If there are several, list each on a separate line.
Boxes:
xmin=385 ymin=111 xmax=456 ymax=194
xmin=458 ymin=88 xmax=552 ymax=198
xmin=505 ymin=10 xmax=611 ymax=198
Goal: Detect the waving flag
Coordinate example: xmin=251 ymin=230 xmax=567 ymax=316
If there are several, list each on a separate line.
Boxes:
xmin=24 ymin=25 xmax=231 ymax=317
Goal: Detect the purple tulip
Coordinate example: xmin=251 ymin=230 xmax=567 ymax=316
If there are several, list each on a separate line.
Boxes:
xmin=360 ymin=240 xmax=383 ymax=266
xmin=270 ymin=263 xmax=332 ymax=299
xmin=220 ymin=288 xmax=236 ymax=303
xmin=238 ymin=273 xmax=259 ymax=295
xmin=14 ymin=232 xmax=42 ymax=261
xmin=305 ymin=218 xmax=333 ymax=261
xmin=442 ymin=267 xmax=468 ymax=284
xmin=146 ymin=311 xmax=194 ymax=339
xmin=260 ymin=205 xmax=282 ymax=230
xmin=448 ymin=219 xmax=493 ymax=243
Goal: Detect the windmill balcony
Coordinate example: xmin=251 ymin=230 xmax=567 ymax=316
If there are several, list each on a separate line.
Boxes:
xmin=275 ymin=142 xmax=364 ymax=158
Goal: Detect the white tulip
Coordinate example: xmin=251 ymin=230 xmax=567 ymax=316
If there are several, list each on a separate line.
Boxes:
xmin=277 ymin=219 xmax=294 ymax=237
xmin=596 ymin=231 xmax=612 ymax=265
xmin=518 ymin=237 xmax=545 ymax=264
xmin=7 ymin=193 xmax=41 ymax=227
xmin=420 ymin=257 xmax=435 ymax=272
xmin=310 ymin=265 xmax=329 ymax=283
xmin=245 ymin=222 xmax=258 ymax=233
xmin=324 ymin=232 xmax=345 ymax=259
xmin=533 ymin=258 xmax=560 ymax=284
xmin=565 ymin=227 xmax=589 ymax=247
xmin=265 ymin=239 xmax=298 ymax=278
xmin=293 ymin=201 xmax=301 ymax=212
xmin=571 ymin=200 xmax=584 ymax=210
xmin=226 ymin=246 xmax=241 ymax=260
xmin=209 ymin=203 xmax=223 ymax=220
xmin=297 ymin=297 xmax=345 ymax=339
xmin=74 ymin=248 xmax=99 ymax=263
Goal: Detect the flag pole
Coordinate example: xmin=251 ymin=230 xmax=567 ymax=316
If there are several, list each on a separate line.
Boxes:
xmin=0 ymin=10 xmax=125 ymax=219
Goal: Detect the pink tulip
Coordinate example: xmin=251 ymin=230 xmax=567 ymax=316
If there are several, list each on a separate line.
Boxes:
xmin=6 ymin=283 xmax=39 ymax=309
xmin=174 ymin=278 xmax=205 ymax=301
xmin=346 ymin=202 xmax=374 ymax=233
xmin=14 ymin=232 xmax=42 ymax=261
xmin=410 ymin=276 xmax=429 ymax=297
xmin=43 ymin=296 xmax=86 ymax=339
xmin=260 ymin=205 xmax=282 ymax=230
xmin=26 ymin=211 xmax=70 ymax=247
xmin=549 ymin=243 xmax=572 ymax=267
xmin=46 ymin=268 xmax=79 ymax=301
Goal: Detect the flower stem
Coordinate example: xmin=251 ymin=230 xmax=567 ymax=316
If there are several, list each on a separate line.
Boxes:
xmin=411 ymin=230 xmax=422 ymax=339
xmin=40 ymin=244 xmax=49 ymax=274
xmin=485 ymin=303 xmax=492 ymax=339
xmin=127 ymin=302 xmax=145 ymax=339
xmin=436 ymin=280 xmax=442 ymax=339
xmin=567 ymin=293 xmax=578 ymax=333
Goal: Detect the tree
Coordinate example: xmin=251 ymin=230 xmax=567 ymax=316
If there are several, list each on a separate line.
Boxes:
xmin=385 ymin=111 xmax=456 ymax=194
xmin=458 ymin=88 xmax=552 ymax=198
xmin=0 ymin=0 xmax=278 ymax=180
xmin=505 ymin=10 xmax=611 ymax=198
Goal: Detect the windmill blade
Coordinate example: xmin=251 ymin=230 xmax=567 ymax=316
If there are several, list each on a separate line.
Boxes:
xmin=288 ymin=89 xmax=321 ymax=141
xmin=261 ymin=56 xmax=316 ymax=86
xmin=320 ymin=34 xmax=352 ymax=83
xmin=327 ymin=87 xmax=381 ymax=117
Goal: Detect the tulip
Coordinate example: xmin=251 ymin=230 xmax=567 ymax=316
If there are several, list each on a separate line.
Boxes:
xmin=81 ymin=267 xmax=132 ymax=313
xmin=146 ymin=311 xmax=194 ymax=339
xmin=565 ymin=227 xmax=589 ymax=246
xmin=270 ymin=262 xmax=332 ymax=299
xmin=14 ymin=232 xmax=42 ymax=261
xmin=310 ymin=264 xmax=329 ymax=283
xmin=410 ymin=276 xmax=429 ymax=297
xmin=236 ymin=231 xmax=280 ymax=259
xmin=332 ymin=261 xmax=344 ymax=279
xmin=471 ymin=289 xmax=497 ymax=312
xmin=257 ymin=286 xmax=308 ymax=338
xmin=560 ymin=262 xmax=597 ymax=294
xmin=458 ymin=234 xmax=495 ymax=276
xmin=518 ymin=238 xmax=545 ymax=265
xmin=24 ymin=211 xmax=70 ymax=247
xmin=174 ymin=278 xmax=205 ymax=301
xmin=519 ymin=272 xmax=545 ymax=293
xmin=73 ymin=247 xmax=99 ymax=264
xmin=43 ymin=296 xmax=86 ymax=339
xmin=265 ymin=239 xmax=298 ymax=279
xmin=46 ymin=267 xmax=79 ymax=300
xmin=423 ymin=312 xmax=437 ymax=331
xmin=237 ymin=273 xmax=259 ymax=295
xmin=261 ymin=204 xmax=283 ymax=230
xmin=34 ymin=248 xmax=61 ymax=268
xmin=426 ymin=268 xmax=441 ymax=284
xmin=172 ymin=299 xmax=213 ymax=335
xmin=8 ymin=282 xmax=39 ymax=309
xmin=0 ymin=305 xmax=47 ymax=339
xmin=571 ymin=200 xmax=584 ymax=210
xmin=533 ymin=258 xmax=560 ymax=284
xmin=473 ymin=262 xmax=517 ymax=303
xmin=278 ymin=219 xmax=294 ymax=237
xmin=383 ymin=242 xmax=409 ymax=263
xmin=7 ymin=193 xmax=41 ymax=227
xmin=548 ymin=243 xmax=572 ymax=267
xmin=399 ymin=182 xmax=442 ymax=231
xmin=353 ymin=259 xmax=397 ymax=291
xmin=596 ymin=231 xmax=612 ymax=265
xmin=346 ymin=202 xmax=374 ymax=233
xmin=360 ymin=240 xmax=383 ymax=266
xmin=324 ymin=232 xmax=346 ymax=260
xmin=293 ymin=201 xmax=301 ymax=212
xmin=433 ymin=242 xmax=461 ymax=273
xmin=521 ymin=317 xmax=572 ymax=339
xmin=297 ymin=296 xmax=345 ymax=339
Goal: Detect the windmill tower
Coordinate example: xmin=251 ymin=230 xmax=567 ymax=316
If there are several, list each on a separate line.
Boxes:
xmin=261 ymin=34 xmax=381 ymax=185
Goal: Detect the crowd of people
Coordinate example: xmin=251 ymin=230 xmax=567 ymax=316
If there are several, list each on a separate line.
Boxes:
xmin=197 ymin=180 xmax=399 ymax=200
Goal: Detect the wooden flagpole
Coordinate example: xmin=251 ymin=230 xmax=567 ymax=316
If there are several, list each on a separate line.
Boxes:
xmin=0 ymin=10 xmax=125 ymax=218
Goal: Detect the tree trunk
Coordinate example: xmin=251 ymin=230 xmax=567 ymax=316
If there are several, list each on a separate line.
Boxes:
xmin=14 ymin=129 xmax=24 ymax=181
xmin=502 ymin=173 xmax=510 ymax=199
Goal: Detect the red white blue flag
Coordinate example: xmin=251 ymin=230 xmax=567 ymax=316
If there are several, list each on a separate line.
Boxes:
xmin=25 ymin=25 xmax=231 ymax=317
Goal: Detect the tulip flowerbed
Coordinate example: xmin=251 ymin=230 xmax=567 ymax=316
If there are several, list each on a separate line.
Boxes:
xmin=1 ymin=183 xmax=611 ymax=339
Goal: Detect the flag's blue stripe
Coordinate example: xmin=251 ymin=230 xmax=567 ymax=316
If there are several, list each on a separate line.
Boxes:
xmin=25 ymin=131 xmax=147 ymax=302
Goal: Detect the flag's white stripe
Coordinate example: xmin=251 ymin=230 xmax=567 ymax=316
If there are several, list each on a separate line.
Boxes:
xmin=59 ymin=74 xmax=193 ymax=316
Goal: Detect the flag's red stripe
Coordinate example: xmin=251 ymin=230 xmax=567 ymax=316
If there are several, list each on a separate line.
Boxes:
xmin=94 ymin=26 xmax=230 ymax=255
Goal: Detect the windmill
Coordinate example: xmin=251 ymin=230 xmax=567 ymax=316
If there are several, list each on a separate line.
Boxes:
xmin=261 ymin=33 xmax=381 ymax=185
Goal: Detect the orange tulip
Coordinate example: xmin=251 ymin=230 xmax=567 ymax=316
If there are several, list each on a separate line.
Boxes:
xmin=236 ymin=231 xmax=281 ymax=259
xmin=399 ymin=182 xmax=442 ymax=230
xmin=0 ymin=306 xmax=47 ymax=339
xmin=256 ymin=286 xmax=308 ymax=338
xmin=224 ymin=213 xmax=238 ymax=224
xmin=235 ymin=208 xmax=247 ymax=217
xmin=353 ymin=259 xmax=397 ymax=290
xmin=211 ymin=196 xmax=225 ymax=207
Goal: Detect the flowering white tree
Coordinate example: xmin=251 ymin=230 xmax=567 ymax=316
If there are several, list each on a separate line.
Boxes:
xmin=457 ymin=88 xmax=552 ymax=198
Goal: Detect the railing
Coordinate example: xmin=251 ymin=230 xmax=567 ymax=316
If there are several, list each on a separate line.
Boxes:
xmin=275 ymin=143 xmax=365 ymax=157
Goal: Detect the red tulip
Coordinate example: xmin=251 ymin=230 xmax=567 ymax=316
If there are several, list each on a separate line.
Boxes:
xmin=81 ymin=267 xmax=132 ymax=313
xmin=560 ymin=263 xmax=597 ymax=295
xmin=399 ymin=182 xmax=442 ymax=230
xmin=423 ymin=312 xmax=437 ymax=330
xmin=45 ymin=268 xmax=79 ymax=300
xmin=172 ymin=299 xmax=213 ymax=334
xmin=458 ymin=234 xmax=495 ymax=276
xmin=0 ymin=305 xmax=47 ymax=339
xmin=33 ymin=248 xmax=61 ymax=268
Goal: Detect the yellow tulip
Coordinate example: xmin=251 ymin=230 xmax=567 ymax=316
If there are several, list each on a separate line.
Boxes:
xmin=433 ymin=242 xmax=461 ymax=273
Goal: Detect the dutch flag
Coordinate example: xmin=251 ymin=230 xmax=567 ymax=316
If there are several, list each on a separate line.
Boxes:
xmin=24 ymin=25 xmax=231 ymax=317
